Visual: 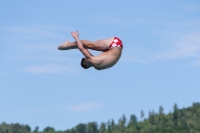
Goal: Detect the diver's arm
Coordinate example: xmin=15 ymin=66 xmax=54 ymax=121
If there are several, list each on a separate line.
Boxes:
xmin=77 ymin=39 xmax=93 ymax=59
xmin=85 ymin=49 xmax=93 ymax=56
xmin=71 ymin=31 xmax=93 ymax=59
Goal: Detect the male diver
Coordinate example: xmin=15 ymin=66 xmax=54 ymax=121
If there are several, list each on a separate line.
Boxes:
xmin=58 ymin=31 xmax=123 ymax=70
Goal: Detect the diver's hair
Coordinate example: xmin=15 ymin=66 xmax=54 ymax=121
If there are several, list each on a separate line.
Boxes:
xmin=81 ymin=58 xmax=90 ymax=69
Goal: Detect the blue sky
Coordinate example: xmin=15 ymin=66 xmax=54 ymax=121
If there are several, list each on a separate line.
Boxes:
xmin=1 ymin=0 xmax=200 ymax=131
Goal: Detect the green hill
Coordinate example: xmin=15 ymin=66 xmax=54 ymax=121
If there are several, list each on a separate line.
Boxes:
xmin=1 ymin=102 xmax=200 ymax=133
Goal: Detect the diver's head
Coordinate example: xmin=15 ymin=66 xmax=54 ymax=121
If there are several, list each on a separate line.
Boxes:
xmin=81 ymin=58 xmax=92 ymax=69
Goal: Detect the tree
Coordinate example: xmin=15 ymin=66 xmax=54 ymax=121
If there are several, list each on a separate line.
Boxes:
xmin=107 ymin=120 xmax=111 ymax=133
xmin=33 ymin=126 xmax=39 ymax=133
xmin=159 ymin=106 xmax=164 ymax=115
xmin=88 ymin=122 xmax=98 ymax=133
xmin=99 ymin=123 xmax=106 ymax=133
xmin=10 ymin=123 xmax=21 ymax=133
xmin=43 ymin=126 xmax=55 ymax=132
xmin=128 ymin=114 xmax=137 ymax=127
xmin=65 ymin=128 xmax=76 ymax=133
xmin=117 ymin=115 xmax=127 ymax=132
xmin=173 ymin=103 xmax=179 ymax=125
xmin=173 ymin=103 xmax=178 ymax=112
xmin=75 ymin=124 xmax=87 ymax=133
xmin=141 ymin=110 xmax=145 ymax=120
xmin=110 ymin=119 xmax=115 ymax=131
xmin=23 ymin=125 xmax=31 ymax=132
xmin=148 ymin=110 xmax=156 ymax=125
xmin=0 ymin=122 xmax=9 ymax=133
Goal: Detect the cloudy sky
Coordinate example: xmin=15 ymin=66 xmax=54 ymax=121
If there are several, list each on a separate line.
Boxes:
xmin=1 ymin=0 xmax=200 ymax=131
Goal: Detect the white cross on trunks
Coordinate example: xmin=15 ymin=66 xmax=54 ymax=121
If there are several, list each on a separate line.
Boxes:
xmin=114 ymin=39 xmax=118 ymax=43
xmin=112 ymin=43 xmax=117 ymax=48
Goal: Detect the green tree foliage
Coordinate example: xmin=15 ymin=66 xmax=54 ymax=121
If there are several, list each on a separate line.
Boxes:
xmin=0 ymin=122 xmax=9 ymax=133
xmin=1 ymin=102 xmax=200 ymax=133
xmin=110 ymin=119 xmax=115 ymax=132
xmin=117 ymin=115 xmax=126 ymax=132
xmin=0 ymin=122 xmax=31 ymax=133
xmin=99 ymin=123 xmax=106 ymax=133
xmin=158 ymin=106 xmax=164 ymax=115
xmin=43 ymin=126 xmax=55 ymax=133
xmin=128 ymin=114 xmax=137 ymax=128
xmin=87 ymin=122 xmax=98 ymax=133
xmin=33 ymin=126 xmax=39 ymax=133
xmin=75 ymin=124 xmax=87 ymax=133
xmin=140 ymin=110 xmax=144 ymax=121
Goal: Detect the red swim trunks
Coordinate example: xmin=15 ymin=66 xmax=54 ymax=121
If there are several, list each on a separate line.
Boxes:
xmin=109 ymin=37 xmax=123 ymax=49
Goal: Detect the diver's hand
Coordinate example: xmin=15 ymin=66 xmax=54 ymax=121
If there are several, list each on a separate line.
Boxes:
xmin=71 ymin=30 xmax=79 ymax=39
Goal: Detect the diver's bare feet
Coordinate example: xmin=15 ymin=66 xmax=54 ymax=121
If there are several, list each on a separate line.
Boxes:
xmin=58 ymin=41 xmax=73 ymax=50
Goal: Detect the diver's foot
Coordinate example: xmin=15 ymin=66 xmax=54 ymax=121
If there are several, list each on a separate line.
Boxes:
xmin=57 ymin=41 xmax=71 ymax=50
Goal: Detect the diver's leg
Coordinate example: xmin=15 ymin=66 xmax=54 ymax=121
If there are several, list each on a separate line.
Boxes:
xmin=57 ymin=41 xmax=76 ymax=50
xmin=58 ymin=38 xmax=114 ymax=51
xmin=57 ymin=40 xmax=95 ymax=50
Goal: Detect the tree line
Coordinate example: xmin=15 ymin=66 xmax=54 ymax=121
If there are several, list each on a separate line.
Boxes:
xmin=1 ymin=102 xmax=200 ymax=133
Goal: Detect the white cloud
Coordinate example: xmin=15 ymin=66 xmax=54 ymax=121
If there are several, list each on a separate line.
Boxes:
xmin=0 ymin=24 xmax=72 ymax=39
xmin=0 ymin=25 xmax=73 ymax=53
xmin=156 ymin=32 xmax=200 ymax=60
xmin=63 ymin=102 xmax=102 ymax=113
xmin=24 ymin=64 xmax=79 ymax=74
xmin=123 ymin=32 xmax=200 ymax=64
xmin=0 ymin=24 xmax=82 ymax=72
